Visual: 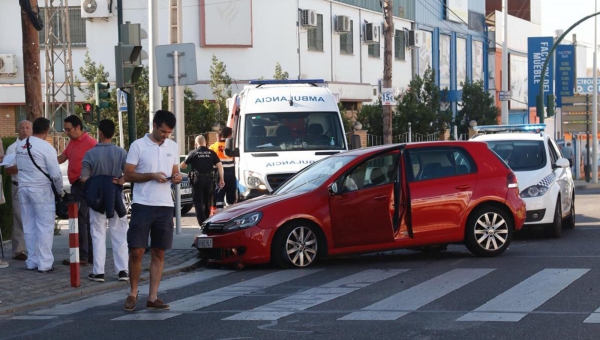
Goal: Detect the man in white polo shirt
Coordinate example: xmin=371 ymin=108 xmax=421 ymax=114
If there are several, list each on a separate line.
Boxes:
xmin=123 ymin=110 xmax=182 ymax=312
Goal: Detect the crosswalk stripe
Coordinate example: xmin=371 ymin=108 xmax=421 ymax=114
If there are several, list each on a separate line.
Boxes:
xmin=28 ymin=270 xmax=233 ymax=317
xmin=113 ymin=269 xmax=322 ymax=321
xmin=338 ymin=268 xmax=494 ymax=321
xmin=458 ymin=268 xmax=589 ymax=322
xmin=224 ymin=269 xmax=408 ymax=321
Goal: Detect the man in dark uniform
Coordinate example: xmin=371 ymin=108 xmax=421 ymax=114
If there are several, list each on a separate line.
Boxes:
xmin=181 ymin=135 xmax=224 ymax=226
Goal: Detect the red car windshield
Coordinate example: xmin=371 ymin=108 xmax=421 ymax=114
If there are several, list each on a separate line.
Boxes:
xmin=275 ymin=155 xmax=356 ymax=194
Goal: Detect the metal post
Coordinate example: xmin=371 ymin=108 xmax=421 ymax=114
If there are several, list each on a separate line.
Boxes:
xmin=593 ymin=0 xmax=598 ymax=183
xmin=148 ymin=0 xmax=160 ymax=131
xmin=453 ymin=125 xmax=458 ymax=140
xmin=118 ymin=110 xmax=124 ymax=147
xmin=173 ymin=50 xmax=182 ymax=235
xmin=501 ymin=0 xmax=509 ymax=125
xmin=408 ymin=123 xmax=412 ymax=143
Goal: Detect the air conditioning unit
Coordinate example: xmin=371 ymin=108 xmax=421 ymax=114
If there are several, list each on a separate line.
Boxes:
xmin=81 ymin=0 xmax=112 ymax=19
xmin=0 ymin=54 xmax=17 ymax=75
xmin=335 ymin=15 xmax=351 ymax=33
xmin=301 ymin=9 xmax=318 ymax=27
xmin=407 ymin=30 xmax=425 ymax=48
xmin=364 ymin=22 xmax=380 ymax=44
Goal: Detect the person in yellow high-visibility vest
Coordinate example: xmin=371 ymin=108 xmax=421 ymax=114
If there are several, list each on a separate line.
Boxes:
xmin=209 ymin=127 xmax=236 ymax=211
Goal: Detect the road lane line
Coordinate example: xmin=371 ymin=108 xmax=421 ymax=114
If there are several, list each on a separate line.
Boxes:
xmin=339 ymin=268 xmax=494 ymax=321
xmin=458 ymin=268 xmax=589 ymax=322
xmin=224 ymin=269 xmax=408 ymax=321
xmin=113 ymin=269 xmax=322 ymax=321
xmin=30 ymin=270 xmax=233 ymax=316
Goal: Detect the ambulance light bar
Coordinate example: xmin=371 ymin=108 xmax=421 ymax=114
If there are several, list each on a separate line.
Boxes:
xmin=472 ymin=124 xmax=546 ymax=133
xmin=249 ymin=79 xmax=325 ymax=85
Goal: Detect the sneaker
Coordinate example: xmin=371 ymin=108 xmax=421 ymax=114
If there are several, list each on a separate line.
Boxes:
xmin=0 ymin=260 xmax=8 ymax=269
xmin=88 ymin=273 xmax=105 ymax=282
xmin=146 ymin=298 xmax=170 ymax=310
xmin=38 ymin=267 xmax=54 ymax=273
xmin=13 ymin=253 xmax=27 ymax=261
xmin=118 ymin=271 xmax=129 ymax=281
xmin=124 ymin=295 xmax=137 ymax=312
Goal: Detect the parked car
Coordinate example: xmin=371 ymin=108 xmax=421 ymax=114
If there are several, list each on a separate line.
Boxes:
xmin=59 ymin=160 xmax=194 ymax=218
xmin=471 ymin=124 xmax=575 ymax=238
xmin=194 ymin=141 xmax=526 ymax=268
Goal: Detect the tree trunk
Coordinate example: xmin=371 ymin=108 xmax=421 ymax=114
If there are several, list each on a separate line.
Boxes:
xmin=21 ymin=0 xmax=43 ymax=121
xmin=383 ymin=0 xmax=394 ymax=144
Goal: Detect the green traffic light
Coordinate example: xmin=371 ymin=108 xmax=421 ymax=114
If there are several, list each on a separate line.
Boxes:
xmin=95 ymin=82 xmax=111 ymax=109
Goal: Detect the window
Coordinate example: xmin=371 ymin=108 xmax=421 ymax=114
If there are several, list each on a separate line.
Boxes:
xmin=485 ymin=140 xmax=547 ymax=171
xmin=38 ymin=7 xmax=87 ymax=47
xmin=340 ymin=20 xmax=353 ymax=55
xmin=394 ymin=29 xmax=405 ymax=60
xmin=308 ymin=14 xmax=324 ymax=51
xmin=14 ymin=106 xmax=27 ymax=132
xmin=368 ymin=41 xmax=380 ymax=58
xmin=343 ymin=152 xmax=397 ymax=192
xmin=406 ymin=147 xmax=476 ymax=181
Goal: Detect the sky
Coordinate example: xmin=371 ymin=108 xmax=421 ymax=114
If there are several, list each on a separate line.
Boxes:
xmin=541 ymin=0 xmax=598 ymax=63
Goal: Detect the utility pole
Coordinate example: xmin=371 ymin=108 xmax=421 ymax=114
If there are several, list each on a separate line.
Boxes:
xmin=20 ymin=0 xmax=43 ymax=121
xmin=501 ymin=0 xmax=509 ymax=124
xmin=593 ymin=0 xmax=598 ymax=183
xmin=382 ymin=0 xmax=394 ymax=144
xmin=148 ymin=0 xmax=160 ymax=132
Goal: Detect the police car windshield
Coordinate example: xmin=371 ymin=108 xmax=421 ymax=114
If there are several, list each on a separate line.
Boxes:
xmin=274 ymin=155 xmax=356 ymax=195
xmin=244 ymin=112 xmax=346 ymax=152
xmin=485 ymin=140 xmax=546 ymax=171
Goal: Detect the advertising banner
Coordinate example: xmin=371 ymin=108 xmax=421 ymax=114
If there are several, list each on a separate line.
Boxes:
xmin=576 ymin=78 xmax=600 ymax=94
xmin=555 ymin=44 xmax=575 ymax=107
xmin=527 ymin=37 xmax=554 ymax=108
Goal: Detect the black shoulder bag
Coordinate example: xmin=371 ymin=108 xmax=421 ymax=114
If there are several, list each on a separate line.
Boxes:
xmin=26 ymin=137 xmax=72 ymax=219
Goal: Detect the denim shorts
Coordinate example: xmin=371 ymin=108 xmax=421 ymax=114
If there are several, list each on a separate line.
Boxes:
xmin=128 ymin=204 xmax=174 ymax=250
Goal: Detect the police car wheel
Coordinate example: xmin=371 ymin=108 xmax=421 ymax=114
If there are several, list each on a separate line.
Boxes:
xmin=563 ymin=195 xmax=575 ymax=230
xmin=547 ymin=199 xmax=562 ymax=238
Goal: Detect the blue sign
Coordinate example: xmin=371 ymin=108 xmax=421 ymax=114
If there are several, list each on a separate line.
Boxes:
xmin=576 ymin=78 xmax=600 ymax=94
xmin=555 ymin=45 xmax=575 ymax=107
xmin=117 ymin=89 xmax=128 ymax=112
xmin=528 ymin=37 xmax=554 ymax=108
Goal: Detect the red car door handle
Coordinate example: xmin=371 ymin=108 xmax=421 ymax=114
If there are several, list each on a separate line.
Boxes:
xmin=455 ymin=184 xmax=471 ymax=190
xmin=374 ymin=195 xmax=387 ymax=201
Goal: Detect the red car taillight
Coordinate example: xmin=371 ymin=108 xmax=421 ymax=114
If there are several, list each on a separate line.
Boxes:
xmin=507 ymin=172 xmax=519 ymax=190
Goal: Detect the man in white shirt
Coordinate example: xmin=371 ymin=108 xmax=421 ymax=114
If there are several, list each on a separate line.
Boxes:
xmin=5 ymin=120 xmax=33 ymax=262
xmin=15 ymin=118 xmax=63 ymax=273
xmin=123 ymin=110 xmax=182 ymax=312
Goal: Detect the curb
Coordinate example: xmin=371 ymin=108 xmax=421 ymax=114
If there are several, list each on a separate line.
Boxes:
xmin=575 ymin=183 xmax=600 ymax=190
xmin=0 ymin=257 xmax=202 ymax=315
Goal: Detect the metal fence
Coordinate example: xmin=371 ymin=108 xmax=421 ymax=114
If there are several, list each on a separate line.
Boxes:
xmin=367 ymin=133 xmax=439 ymax=146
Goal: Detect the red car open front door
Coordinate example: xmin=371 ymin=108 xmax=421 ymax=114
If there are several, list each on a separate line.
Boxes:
xmin=329 ymin=151 xmax=398 ymax=248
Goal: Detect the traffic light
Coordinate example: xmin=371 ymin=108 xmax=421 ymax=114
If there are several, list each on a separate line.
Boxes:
xmin=546 ymin=94 xmax=556 ymax=117
xmin=115 ymin=22 xmax=146 ymax=88
xmin=95 ymin=82 xmax=111 ymax=109
xmin=82 ymin=103 xmax=94 ymax=123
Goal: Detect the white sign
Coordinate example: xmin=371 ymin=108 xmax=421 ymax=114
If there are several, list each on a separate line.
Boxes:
xmin=446 ymin=0 xmax=469 ymax=23
xmin=382 ymin=88 xmax=396 ymax=106
xmin=499 ymin=91 xmax=512 ymax=101
xmin=117 ymin=89 xmax=128 ymax=112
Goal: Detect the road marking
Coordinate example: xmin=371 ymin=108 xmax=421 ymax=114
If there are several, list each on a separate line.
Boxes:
xmin=458 ymin=268 xmax=589 ymax=322
xmin=339 ymin=268 xmax=494 ymax=321
xmin=28 ymin=270 xmax=232 ymax=317
xmin=113 ymin=269 xmax=322 ymax=321
xmin=11 ymin=315 xmax=57 ymax=320
xmin=224 ymin=269 xmax=407 ymax=321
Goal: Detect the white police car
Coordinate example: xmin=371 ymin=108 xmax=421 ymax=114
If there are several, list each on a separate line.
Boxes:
xmin=470 ymin=124 xmax=575 ymax=238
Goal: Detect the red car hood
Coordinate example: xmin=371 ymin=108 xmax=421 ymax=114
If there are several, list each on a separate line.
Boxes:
xmin=206 ymin=192 xmax=303 ymax=223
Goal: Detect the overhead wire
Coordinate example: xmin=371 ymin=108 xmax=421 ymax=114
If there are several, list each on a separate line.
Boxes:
xmin=19 ymin=0 xmax=44 ymax=31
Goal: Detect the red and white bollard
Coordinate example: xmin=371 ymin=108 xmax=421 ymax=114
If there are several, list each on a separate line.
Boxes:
xmin=68 ymin=203 xmax=80 ymax=288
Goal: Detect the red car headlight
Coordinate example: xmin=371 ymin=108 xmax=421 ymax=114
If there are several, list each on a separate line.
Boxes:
xmin=223 ymin=212 xmax=263 ymax=232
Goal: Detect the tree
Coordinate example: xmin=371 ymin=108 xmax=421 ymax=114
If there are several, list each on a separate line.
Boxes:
xmin=394 ymin=67 xmax=451 ymax=136
xmin=357 ymin=101 xmax=384 ymax=137
xmin=454 ymin=79 xmax=499 ymax=136
xmin=209 ymin=55 xmax=232 ymax=126
xmin=273 ymin=62 xmax=289 ymax=80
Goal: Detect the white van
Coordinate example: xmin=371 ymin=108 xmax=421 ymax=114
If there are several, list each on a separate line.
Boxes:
xmin=225 ymin=79 xmax=351 ymax=200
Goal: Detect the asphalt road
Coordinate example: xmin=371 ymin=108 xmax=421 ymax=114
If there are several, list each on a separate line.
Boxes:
xmin=2 ymin=189 xmax=600 ymax=340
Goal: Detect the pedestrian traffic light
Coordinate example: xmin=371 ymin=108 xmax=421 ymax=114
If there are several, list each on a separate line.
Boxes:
xmin=82 ymin=102 xmax=94 ymax=123
xmin=546 ymin=94 xmax=555 ymax=117
xmin=115 ymin=22 xmax=146 ymax=88
xmin=95 ymin=82 xmax=111 ymax=110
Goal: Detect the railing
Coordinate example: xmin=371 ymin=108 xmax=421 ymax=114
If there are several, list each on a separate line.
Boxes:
xmin=368 ymin=133 xmax=440 ymax=146
xmin=52 ymin=135 xmax=69 ymax=154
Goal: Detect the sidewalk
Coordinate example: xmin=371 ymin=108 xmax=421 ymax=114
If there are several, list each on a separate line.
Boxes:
xmin=575 ymin=179 xmax=600 ymax=190
xmin=0 ymin=220 xmax=202 ymax=315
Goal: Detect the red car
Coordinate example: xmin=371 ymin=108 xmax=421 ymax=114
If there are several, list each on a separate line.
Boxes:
xmin=194 ymin=141 xmax=526 ymax=268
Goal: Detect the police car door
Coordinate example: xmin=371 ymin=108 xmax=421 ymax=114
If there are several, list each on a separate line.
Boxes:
xmin=548 ymin=138 xmax=571 ymax=218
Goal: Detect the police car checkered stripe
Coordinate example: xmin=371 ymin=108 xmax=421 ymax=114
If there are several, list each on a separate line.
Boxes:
xmin=537 ymin=173 xmax=555 ymax=187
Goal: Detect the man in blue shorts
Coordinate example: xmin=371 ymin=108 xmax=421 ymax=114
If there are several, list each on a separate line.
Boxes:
xmin=123 ymin=110 xmax=182 ymax=312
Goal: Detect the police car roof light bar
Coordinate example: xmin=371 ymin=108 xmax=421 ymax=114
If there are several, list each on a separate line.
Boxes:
xmin=472 ymin=124 xmax=546 ymax=133
xmin=249 ymin=79 xmax=325 ymax=87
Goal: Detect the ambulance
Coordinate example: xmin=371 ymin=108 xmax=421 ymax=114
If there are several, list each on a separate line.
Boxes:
xmin=224 ymin=79 xmax=353 ymax=200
